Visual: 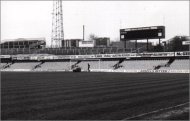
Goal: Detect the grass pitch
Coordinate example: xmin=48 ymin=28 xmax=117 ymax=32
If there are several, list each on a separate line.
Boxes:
xmin=1 ymin=72 xmax=189 ymax=120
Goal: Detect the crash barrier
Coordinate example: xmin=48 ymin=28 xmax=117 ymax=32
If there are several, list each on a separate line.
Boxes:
xmin=1 ymin=69 xmax=189 ymax=73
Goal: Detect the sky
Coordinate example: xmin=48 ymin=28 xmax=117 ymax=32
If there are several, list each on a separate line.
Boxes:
xmin=1 ymin=1 xmax=189 ymax=46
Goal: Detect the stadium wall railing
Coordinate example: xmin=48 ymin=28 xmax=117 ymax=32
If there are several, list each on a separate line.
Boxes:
xmin=1 ymin=51 xmax=189 ymax=61
xmin=2 ymin=69 xmax=189 ymax=73
xmin=90 ymin=69 xmax=190 ymax=73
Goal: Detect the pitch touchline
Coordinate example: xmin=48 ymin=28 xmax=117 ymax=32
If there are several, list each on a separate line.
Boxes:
xmin=121 ymin=102 xmax=189 ymax=120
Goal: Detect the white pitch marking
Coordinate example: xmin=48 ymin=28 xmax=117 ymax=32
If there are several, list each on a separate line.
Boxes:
xmin=121 ymin=102 xmax=189 ymax=120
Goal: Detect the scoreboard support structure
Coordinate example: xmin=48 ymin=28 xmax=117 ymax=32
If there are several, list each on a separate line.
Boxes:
xmin=159 ymin=38 xmax=161 ymax=45
xmin=147 ymin=39 xmax=149 ymax=51
xmin=135 ymin=40 xmax=137 ymax=52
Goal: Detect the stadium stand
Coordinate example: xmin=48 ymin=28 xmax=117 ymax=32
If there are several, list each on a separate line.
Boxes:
xmin=0 ymin=58 xmax=189 ymax=72
xmin=120 ymin=59 xmax=169 ymax=70
xmin=154 ymin=58 xmax=175 ymax=70
xmin=33 ymin=61 xmax=45 ymax=70
xmin=161 ymin=59 xmax=189 ymax=70
xmin=100 ymin=60 xmax=119 ymax=69
xmin=0 ymin=48 xmax=189 ymax=73
xmin=34 ymin=61 xmax=76 ymax=71
xmin=0 ymin=62 xmax=14 ymax=70
xmin=3 ymin=62 xmax=40 ymax=71
xmin=0 ymin=63 xmax=9 ymax=70
xmin=113 ymin=58 xmax=125 ymax=69
xmin=71 ymin=60 xmax=82 ymax=69
xmin=74 ymin=59 xmax=169 ymax=71
xmin=72 ymin=59 xmax=189 ymax=71
xmin=78 ymin=61 xmax=100 ymax=70
xmin=0 ymin=63 xmax=8 ymax=68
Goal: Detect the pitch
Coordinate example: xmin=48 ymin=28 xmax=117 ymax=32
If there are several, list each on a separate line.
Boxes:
xmin=1 ymin=72 xmax=189 ymax=120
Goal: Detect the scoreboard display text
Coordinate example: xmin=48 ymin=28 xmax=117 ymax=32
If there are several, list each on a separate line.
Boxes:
xmin=120 ymin=26 xmax=165 ymax=40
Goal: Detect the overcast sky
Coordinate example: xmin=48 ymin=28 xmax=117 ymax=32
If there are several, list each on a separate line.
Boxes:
xmin=1 ymin=1 xmax=189 ymax=46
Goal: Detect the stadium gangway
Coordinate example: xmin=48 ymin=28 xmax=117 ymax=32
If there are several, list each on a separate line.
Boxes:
xmin=69 ymin=58 xmax=101 ymax=71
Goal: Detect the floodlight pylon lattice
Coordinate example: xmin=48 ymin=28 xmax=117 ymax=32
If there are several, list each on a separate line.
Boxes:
xmin=51 ymin=0 xmax=64 ymax=48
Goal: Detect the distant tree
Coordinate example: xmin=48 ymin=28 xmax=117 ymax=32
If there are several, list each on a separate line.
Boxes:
xmin=88 ymin=34 xmax=98 ymax=41
xmin=167 ymin=36 xmax=188 ymax=51
xmin=113 ymin=37 xmax=120 ymax=42
xmin=153 ymin=44 xmax=164 ymax=52
xmin=172 ymin=36 xmax=182 ymax=51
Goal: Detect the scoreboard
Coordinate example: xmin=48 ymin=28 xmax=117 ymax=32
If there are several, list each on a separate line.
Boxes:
xmin=120 ymin=26 xmax=165 ymax=41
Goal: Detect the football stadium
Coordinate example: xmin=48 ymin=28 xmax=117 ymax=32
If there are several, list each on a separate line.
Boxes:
xmin=1 ymin=1 xmax=190 ymax=120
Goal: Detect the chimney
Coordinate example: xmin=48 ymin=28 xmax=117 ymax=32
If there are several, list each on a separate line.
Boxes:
xmin=83 ymin=25 xmax=85 ymax=41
